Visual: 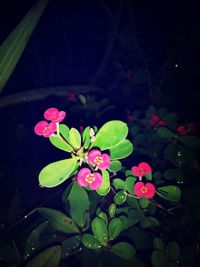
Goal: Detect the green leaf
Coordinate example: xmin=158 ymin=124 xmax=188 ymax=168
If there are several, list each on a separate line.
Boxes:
xmin=118 ymin=215 xmax=129 ymax=230
xmin=0 ymin=0 xmax=50 ymax=93
xmin=127 ymin=209 xmax=141 ymax=226
xmin=157 ymin=186 xmax=181 ymax=201
xmin=109 ymin=203 xmax=116 ymax=218
xmin=179 ymin=135 xmax=200 ymax=149
xmin=140 ymin=216 xmax=159 ymax=228
xmin=68 ymin=183 xmax=90 ymax=228
xmin=108 ymin=218 xmax=123 ymax=240
xmin=163 ymin=112 xmax=178 ymax=128
xmin=153 ymin=237 xmax=165 ymax=251
xmin=98 ymin=212 xmax=108 ymax=226
xmin=130 ymin=125 xmax=140 ymax=136
xmin=114 ymin=190 xmax=127 ymax=205
xmin=92 ymin=217 xmax=108 ymax=246
xmin=61 ymin=236 xmax=81 ymax=258
xmin=166 ymin=241 xmax=180 ymax=261
xmin=109 ymin=139 xmax=133 ymax=160
xmin=125 ymin=176 xmax=136 ymax=194
xmin=49 ymin=134 xmax=73 ymax=152
xmin=69 ymin=128 xmax=81 ymax=149
xmin=82 ymin=234 xmax=101 ymax=249
xmin=97 ymin=170 xmax=110 ymax=196
xmin=113 ymin=178 xmax=125 ymax=189
xmin=133 ymin=134 xmax=146 ymax=145
xmin=109 ymin=160 xmax=122 ymax=172
xmin=164 ymin=143 xmax=178 ymax=166
xmin=62 ymin=183 xmax=73 ymax=203
xmin=157 ymin=127 xmax=175 ymax=139
xmin=163 ymin=168 xmax=184 ymax=181
xmin=24 ymin=221 xmax=48 ymax=260
xmin=25 ymin=246 xmax=61 ymax=267
xmin=139 ymin=197 xmax=149 ymax=208
xmin=78 ymin=94 xmax=87 ymax=105
xmin=39 ymin=158 xmax=78 ymax=188
xmin=151 ymin=250 xmax=167 ymax=267
xmin=111 ymin=242 xmax=136 ymax=260
xmin=91 ymin=120 xmax=128 ymax=150
xmin=82 ymin=126 xmax=91 ymax=149
xmin=140 ymin=216 xmax=152 ymax=228
xmin=37 ymin=208 xmax=79 ymax=233
xmin=59 ymin=124 xmax=70 ymax=140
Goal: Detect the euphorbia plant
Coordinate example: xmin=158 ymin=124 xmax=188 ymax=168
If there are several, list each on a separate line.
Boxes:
xmin=29 ymin=107 xmax=183 ymax=266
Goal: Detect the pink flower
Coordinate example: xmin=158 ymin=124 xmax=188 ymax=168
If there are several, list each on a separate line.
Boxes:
xmin=187 ymin=123 xmax=195 ymax=132
xmin=158 ymin=120 xmax=166 ymax=126
xmin=67 ymin=92 xmax=77 ymax=102
xmin=127 ymin=114 xmax=135 ymax=122
xmin=134 ymin=182 xmax=155 ymax=199
xmin=34 ymin=121 xmax=56 ymax=138
xmin=79 ymin=125 xmax=84 ymax=132
xmin=88 ymin=149 xmax=110 ymax=170
xmin=177 ymin=125 xmax=187 ymax=136
xmin=44 ymin=108 xmax=66 ymax=123
xmin=131 ymin=162 xmax=152 ymax=177
xmin=149 ymin=114 xmax=160 ymax=126
xmin=77 ymin=168 xmax=102 ymax=190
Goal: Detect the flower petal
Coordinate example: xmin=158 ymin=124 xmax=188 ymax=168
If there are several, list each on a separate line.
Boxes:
xmin=134 ymin=182 xmax=144 ymax=197
xmin=56 ymin=111 xmax=66 ymax=122
xmin=34 ymin=121 xmax=49 ymax=136
xmin=139 ymin=162 xmax=152 ymax=175
xmin=144 ymin=183 xmax=155 ymax=199
xmin=88 ymin=149 xmax=101 ymax=165
xmin=44 ymin=108 xmax=59 ymax=120
xmin=77 ymin=168 xmax=91 ymax=187
xmin=43 ymin=122 xmax=57 ymax=138
xmin=98 ymin=153 xmax=110 ymax=170
xmin=90 ymin=172 xmax=102 ymax=190
xmin=131 ymin=166 xmax=141 ymax=177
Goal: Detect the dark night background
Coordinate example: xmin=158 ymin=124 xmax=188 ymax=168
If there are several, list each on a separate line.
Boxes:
xmin=0 ymin=0 xmax=200 ymax=265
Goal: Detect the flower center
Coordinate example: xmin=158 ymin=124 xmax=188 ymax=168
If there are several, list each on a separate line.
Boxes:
xmin=85 ymin=174 xmax=95 ymax=184
xmin=138 ymin=167 xmax=144 ymax=175
xmin=141 ymin=186 xmax=148 ymax=194
xmin=94 ymin=156 xmax=104 ymax=165
xmin=43 ymin=126 xmax=50 ymax=133
xmin=51 ymin=114 xmax=58 ymax=121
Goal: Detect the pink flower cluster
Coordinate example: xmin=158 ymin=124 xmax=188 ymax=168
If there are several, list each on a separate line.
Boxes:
xmin=77 ymin=149 xmax=110 ymax=190
xmin=149 ymin=114 xmax=166 ymax=128
xmin=131 ymin=162 xmax=155 ymax=199
xmin=34 ymin=108 xmax=66 ymax=138
xmin=177 ymin=123 xmax=195 ymax=136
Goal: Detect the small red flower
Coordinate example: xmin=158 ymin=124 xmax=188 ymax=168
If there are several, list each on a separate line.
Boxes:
xmin=131 ymin=162 xmax=152 ymax=177
xmin=187 ymin=123 xmax=195 ymax=132
xmin=134 ymin=182 xmax=155 ymax=199
xmin=77 ymin=168 xmax=102 ymax=190
xmin=79 ymin=125 xmax=84 ymax=132
xmin=177 ymin=125 xmax=187 ymax=136
xmin=44 ymin=108 xmax=66 ymax=123
xmin=149 ymin=114 xmax=160 ymax=126
xmin=88 ymin=149 xmax=110 ymax=170
xmin=158 ymin=120 xmax=166 ymax=126
xmin=127 ymin=114 xmax=135 ymax=122
xmin=34 ymin=121 xmax=56 ymax=138
xmin=67 ymin=92 xmax=77 ymax=102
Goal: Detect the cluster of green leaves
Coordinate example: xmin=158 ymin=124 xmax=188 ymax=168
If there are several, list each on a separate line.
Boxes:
xmin=128 ymin=105 xmax=200 ymax=185
xmin=2 ymin=112 xmax=198 ymax=267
